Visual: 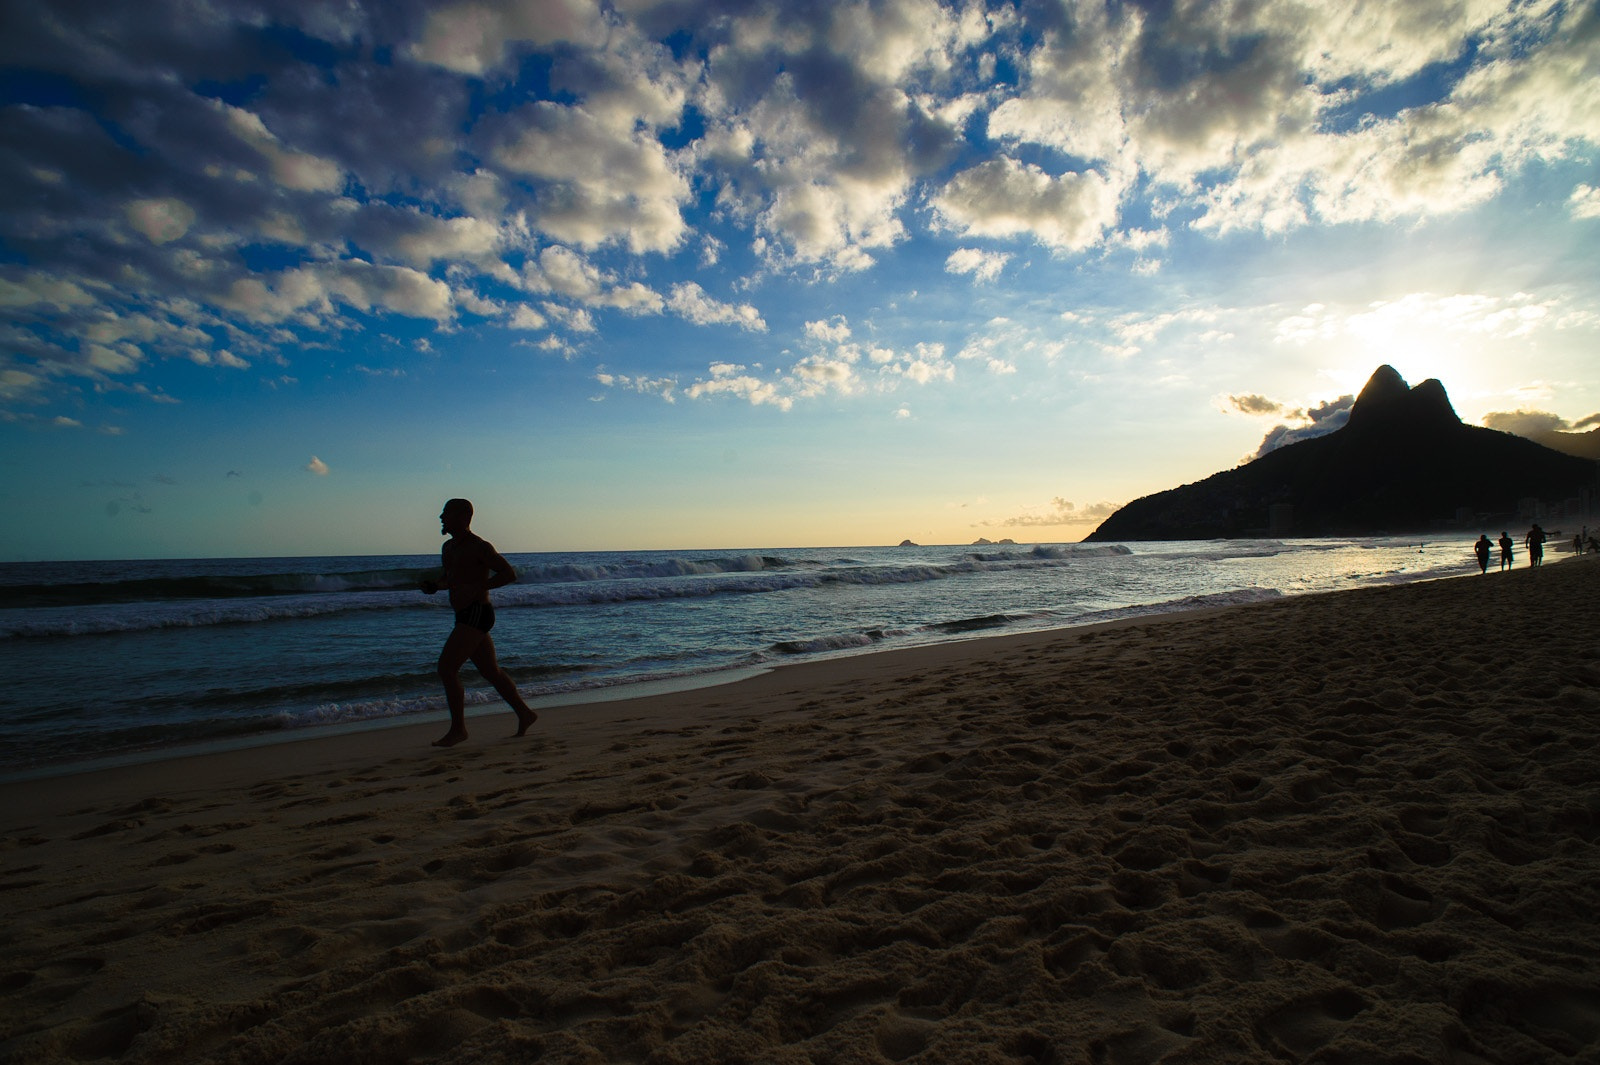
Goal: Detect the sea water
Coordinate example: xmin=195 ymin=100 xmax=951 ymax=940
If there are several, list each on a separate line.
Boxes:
xmin=0 ymin=537 xmax=1475 ymax=777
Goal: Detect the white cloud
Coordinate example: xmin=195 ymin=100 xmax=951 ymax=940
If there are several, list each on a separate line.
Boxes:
xmin=523 ymin=246 xmax=666 ymax=314
xmin=0 ymin=368 xmax=43 ymax=400
xmin=220 ymin=103 xmax=344 ymax=193
xmin=409 ymin=0 xmax=604 ymax=75
xmin=883 ymin=342 xmax=954 ymax=386
xmin=982 ymin=497 xmax=1122 ymax=530
xmin=508 ymin=304 xmax=547 ymax=330
xmin=595 ymin=370 xmax=676 ymax=401
xmin=1276 ymin=292 xmax=1559 ymax=348
xmin=305 ymin=455 xmax=330 ymax=475
xmin=1571 ymin=184 xmax=1600 ymax=220
xmin=945 ymin=247 xmax=1011 ymax=282
xmin=934 ymin=158 xmax=1120 ymax=251
xmin=4 ymin=0 xmax=1599 ymax=421
xmin=493 ymin=102 xmax=690 ymax=253
xmin=221 ymin=262 xmax=455 ymax=325
xmin=0 ymin=274 xmax=95 ymax=310
xmin=387 ymin=212 xmax=506 ymax=269
xmin=804 ymin=316 xmax=851 ymax=343
xmin=126 ymin=198 xmax=197 ymax=244
xmin=542 ymin=304 xmax=596 ymax=333
xmin=684 ymin=372 xmax=793 ymax=410
xmin=666 ymin=282 xmax=766 ymax=331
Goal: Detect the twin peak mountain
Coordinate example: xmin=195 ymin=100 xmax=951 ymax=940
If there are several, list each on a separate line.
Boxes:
xmin=1086 ymin=366 xmax=1596 ymax=541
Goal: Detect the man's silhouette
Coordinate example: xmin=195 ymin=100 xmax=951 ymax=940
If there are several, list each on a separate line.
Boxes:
xmin=421 ymin=499 xmax=536 ymax=747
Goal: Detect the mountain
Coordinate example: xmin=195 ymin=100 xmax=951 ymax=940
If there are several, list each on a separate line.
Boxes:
xmin=1514 ymin=426 xmax=1600 ymax=461
xmin=1085 ymin=366 xmax=1598 ymax=541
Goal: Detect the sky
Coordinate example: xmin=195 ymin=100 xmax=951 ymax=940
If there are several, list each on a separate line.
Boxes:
xmin=2 ymin=0 xmax=1598 ymax=561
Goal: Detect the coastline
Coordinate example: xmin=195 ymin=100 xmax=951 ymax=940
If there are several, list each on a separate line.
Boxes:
xmin=4 ymin=557 xmax=1597 ymax=1062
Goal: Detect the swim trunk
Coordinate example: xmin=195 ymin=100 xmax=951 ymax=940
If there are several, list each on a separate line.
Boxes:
xmin=454 ymin=602 xmax=496 ymax=633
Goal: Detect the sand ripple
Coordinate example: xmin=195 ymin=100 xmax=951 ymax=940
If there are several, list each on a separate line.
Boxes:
xmin=3 ymin=562 xmax=1599 ymax=1063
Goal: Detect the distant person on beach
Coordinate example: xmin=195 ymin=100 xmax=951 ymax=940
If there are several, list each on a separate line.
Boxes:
xmin=1474 ymin=534 xmax=1491 ymax=574
xmin=1524 ymin=524 xmax=1546 ymax=568
xmin=1497 ymin=532 xmax=1514 ymax=571
xmin=420 ymin=498 xmax=537 ymax=747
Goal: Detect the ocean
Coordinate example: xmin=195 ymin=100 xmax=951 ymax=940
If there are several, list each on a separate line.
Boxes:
xmin=0 ymin=537 xmax=1479 ymax=778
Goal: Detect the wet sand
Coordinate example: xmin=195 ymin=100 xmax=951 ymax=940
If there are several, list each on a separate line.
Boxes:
xmin=4 ymin=558 xmax=1599 ymax=1064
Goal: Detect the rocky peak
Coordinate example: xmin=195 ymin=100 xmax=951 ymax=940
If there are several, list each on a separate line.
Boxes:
xmin=1345 ymin=365 xmax=1461 ymax=434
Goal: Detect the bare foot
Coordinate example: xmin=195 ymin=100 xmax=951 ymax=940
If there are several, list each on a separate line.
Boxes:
xmin=513 ymin=709 xmax=537 ymax=737
xmin=432 ymin=728 xmax=468 ymax=748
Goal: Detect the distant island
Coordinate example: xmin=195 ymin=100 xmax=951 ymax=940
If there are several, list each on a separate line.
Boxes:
xmin=1086 ymin=365 xmax=1598 ymax=541
xmin=971 ymin=538 xmax=1017 ymax=546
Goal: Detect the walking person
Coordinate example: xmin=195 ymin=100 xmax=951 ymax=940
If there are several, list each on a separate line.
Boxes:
xmin=1524 ymin=523 xmax=1546 ymax=568
xmin=1497 ymin=531 xmax=1514 ymax=572
xmin=421 ymin=498 xmax=537 ymax=747
xmin=1473 ymin=534 xmax=1491 ymax=574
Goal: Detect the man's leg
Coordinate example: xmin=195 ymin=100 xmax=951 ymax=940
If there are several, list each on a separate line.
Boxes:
xmin=469 ymin=634 xmax=538 ymax=736
xmin=433 ymin=624 xmax=485 ymax=747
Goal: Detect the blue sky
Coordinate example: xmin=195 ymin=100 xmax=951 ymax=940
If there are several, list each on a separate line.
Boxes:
xmin=2 ymin=0 xmax=1598 ymax=560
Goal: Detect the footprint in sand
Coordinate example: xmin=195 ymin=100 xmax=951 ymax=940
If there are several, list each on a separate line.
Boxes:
xmin=1257 ymin=987 xmax=1367 ymax=1058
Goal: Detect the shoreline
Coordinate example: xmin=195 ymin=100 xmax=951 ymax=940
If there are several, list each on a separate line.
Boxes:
xmin=0 ymin=558 xmax=1474 ymax=793
xmin=0 ymin=595 xmax=1255 ymax=805
xmin=4 ymin=557 xmax=1597 ymax=1062
xmin=0 ymin=548 xmax=1527 ymax=787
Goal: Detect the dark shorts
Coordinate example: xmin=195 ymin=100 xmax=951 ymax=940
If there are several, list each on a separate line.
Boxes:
xmin=454 ymin=602 xmax=495 ymax=633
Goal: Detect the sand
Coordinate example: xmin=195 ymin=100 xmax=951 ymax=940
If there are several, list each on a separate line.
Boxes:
xmin=4 ymin=558 xmax=1599 ymax=1065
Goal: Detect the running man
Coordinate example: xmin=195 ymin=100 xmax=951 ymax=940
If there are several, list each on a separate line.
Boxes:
xmin=421 ymin=498 xmax=537 ymax=747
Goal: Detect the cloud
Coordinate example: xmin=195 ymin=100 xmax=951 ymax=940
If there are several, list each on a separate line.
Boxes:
xmin=945 ymin=248 xmax=1011 ymax=282
xmin=981 ymin=497 xmax=1122 ymax=529
xmin=522 ymin=246 xmax=666 ymax=315
xmin=221 ymin=262 xmax=456 ymax=326
xmin=1483 ymin=410 xmax=1573 ymax=436
xmin=1251 ymin=395 xmax=1356 ymax=459
xmin=666 ymin=282 xmax=766 ymax=331
xmin=683 ymin=367 xmax=793 ymax=410
xmin=1482 ymin=409 xmax=1600 ymax=459
xmin=305 ymin=456 xmax=330 ymax=475
xmin=3 ymin=0 xmax=1598 ymax=418
xmin=1570 ymin=184 xmax=1600 ymax=220
xmin=1227 ymin=393 xmax=1285 ymax=416
xmin=409 ymin=0 xmax=605 ymax=76
xmin=491 ymin=100 xmax=690 ymax=254
xmin=933 ymin=157 xmax=1120 ymax=251
xmin=125 ymin=198 xmax=197 ymax=244
xmin=804 ymin=316 xmax=852 ymax=343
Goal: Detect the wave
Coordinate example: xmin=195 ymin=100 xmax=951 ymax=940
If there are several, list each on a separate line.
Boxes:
xmin=0 ymin=554 xmax=812 ymax=610
xmin=968 ymin=544 xmax=1134 ymax=562
xmin=929 ymin=612 xmax=1036 ymax=634
xmin=0 ymin=566 xmax=427 ymax=609
xmin=1 ymin=548 xmax=1129 ymax=639
xmin=515 ymin=554 xmax=806 ymax=583
xmin=1065 ymin=586 xmax=1285 ymax=624
xmin=769 ymin=631 xmax=890 ymax=655
xmin=762 ymin=587 xmax=1287 ymax=664
xmin=0 ymin=591 xmax=423 ymax=638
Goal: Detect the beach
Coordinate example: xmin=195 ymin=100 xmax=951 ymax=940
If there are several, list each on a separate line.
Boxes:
xmin=3 ymin=558 xmax=1598 ymax=1064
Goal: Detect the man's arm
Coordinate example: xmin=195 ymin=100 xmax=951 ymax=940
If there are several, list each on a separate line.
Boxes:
xmin=421 ymin=545 xmax=454 ymax=594
xmin=484 ymin=543 xmax=518 ymax=590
